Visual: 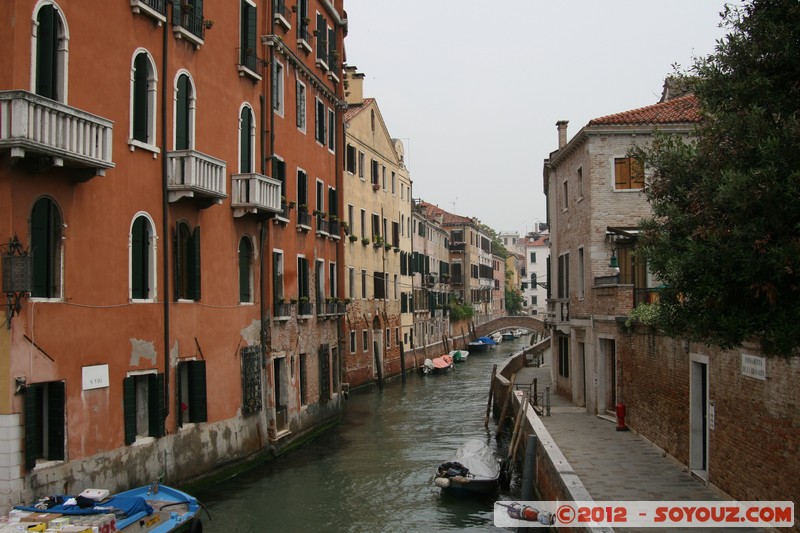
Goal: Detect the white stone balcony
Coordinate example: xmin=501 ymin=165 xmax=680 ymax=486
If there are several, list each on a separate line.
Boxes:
xmin=0 ymin=90 xmax=114 ymax=177
xmin=166 ymin=149 xmax=227 ymax=205
xmin=231 ymin=172 xmax=282 ymax=217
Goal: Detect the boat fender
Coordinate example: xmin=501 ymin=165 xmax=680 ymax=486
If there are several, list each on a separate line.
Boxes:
xmin=434 ymin=477 xmax=451 ymax=488
xmin=189 ymin=518 xmax=203 ymax=533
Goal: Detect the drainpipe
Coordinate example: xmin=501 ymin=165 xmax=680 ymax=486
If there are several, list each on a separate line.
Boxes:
xmin=260 ymin=92 xmax=268 ymax=360
xmin=161 ymin=3 xmax=171 ymax=424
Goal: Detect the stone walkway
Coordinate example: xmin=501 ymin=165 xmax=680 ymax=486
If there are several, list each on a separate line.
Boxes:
xmin=514 ymin=363 xmax=766 ymax=532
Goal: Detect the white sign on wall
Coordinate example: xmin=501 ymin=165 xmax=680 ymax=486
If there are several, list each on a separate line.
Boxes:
xmin=708 ymin=401 xmax=715 ymax=431
xmin=82 ymin=364 xmax=110 ymax=390
xmin=741 ymin=354 xmax=767 ymax=381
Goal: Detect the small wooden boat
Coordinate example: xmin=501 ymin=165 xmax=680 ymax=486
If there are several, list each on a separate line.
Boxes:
xmin=421 ymin=354 xmax=454 ymax=374
xmin=501 ymin=330 xmax=517 ymax=341
xmin=449 ymin=349 xmax=469 ymax=362
xmin=490 ymin=333 xmax=503 ymax=344
xmin=12 ymin=481 xmax=203 ymax=532
xmin=434 ymin=439 xmax=501 ymax=494
xmin=467 ymin=340 xmax=490 ymax=352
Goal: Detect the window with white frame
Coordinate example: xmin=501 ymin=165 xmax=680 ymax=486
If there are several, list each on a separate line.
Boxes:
xmin=130 ymin=50 xmax=158 ymax=151
xmin=33 ymin=3 xmax=68 ymax=103
xmin=174 ymin=72 xmax=196 ymax=150
xmin=272 ymin=60 xmax=284 ymax=116
xmin=239 ymin=105 xmax=255 ymax=173
xmin=296 ymin=80 xmax=306 ymax=131
xmin=131 ymin=214 xmax=157 ymax=301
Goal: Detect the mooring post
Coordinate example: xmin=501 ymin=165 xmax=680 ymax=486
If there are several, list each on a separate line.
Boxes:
xmin=484 ymin=363 xmax=497 ymax=428
xmin=545 ymin=385 xmax=551 ymax=416
xmin=399 ymin=342 xmax=406 ymax=384
xmin=533 ymin=378 xmax=538 ymax=407
xmin=497 ymin=373 xmax=517 ymax=428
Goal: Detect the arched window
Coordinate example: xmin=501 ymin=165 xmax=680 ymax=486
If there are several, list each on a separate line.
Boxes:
xmin=131 ymin=215 xmax=156 ymax=300
xmin=175 ymin=221 xmax=200 ymax=300
xmin=30 ymin=197 xmax=63 ymax=299
xmin=175 ymin=73 xmax=195 ymax=150
xmin=34 ymin=3 xmax=68 ymax=102
xmin=131 ymin=51 xmax=158 ymax=148
xmin=238 ymin=237 xmax=253 ymax=303
xmin=239 ymin=106 xmax=254 ymax=173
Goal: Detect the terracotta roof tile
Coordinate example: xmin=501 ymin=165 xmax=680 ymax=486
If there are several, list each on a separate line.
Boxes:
xmin=344 ymin=98 xmax=375 ymax=121
xmin=418 ymin=201 xmax=472 ymax=225
xmin=588 ymin=94 xmax=701 ymax=126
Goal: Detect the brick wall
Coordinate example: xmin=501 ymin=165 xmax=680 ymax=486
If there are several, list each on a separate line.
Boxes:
xmin=619 ymin=328 xmax=799 ymax=520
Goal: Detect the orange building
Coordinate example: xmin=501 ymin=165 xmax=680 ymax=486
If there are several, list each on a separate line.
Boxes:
xmin=0 ymin=0 xmax=346 ymax=511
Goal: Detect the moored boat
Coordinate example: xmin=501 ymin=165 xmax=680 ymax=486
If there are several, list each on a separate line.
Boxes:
xmin=433 ymin=439 xmax=501 ymax=495
xmin=467 ymin=340 xmax=490 ymax=352
xmin=11 ymin=481 xmax=203 ymax=532
xmin=449 ymin=349 xmax=469 ymax=362
xmin=501 ymin=330 xmax=517 ymax=341
xmin=421 ymin=354 xmax=454 ymax=374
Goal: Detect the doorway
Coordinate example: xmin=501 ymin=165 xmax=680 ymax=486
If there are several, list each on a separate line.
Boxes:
xmin=274 ymin=357 xmax=288 ymax=432
xmin=599 ymin=338 xmax=616 ymax=415
xmin=690 ymin=358 xmax=708 ymax=477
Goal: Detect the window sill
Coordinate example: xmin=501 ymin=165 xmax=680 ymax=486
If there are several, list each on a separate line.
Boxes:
xmin=131 ymin=436 xmax=156 ymax=447
xmin=297 ymin=224 xmax=311 ymax=232
xmin=274 ymin=14 xmax=291 ymax=31
xmin=130 ymin=298 xmax=156 ymax=304
xmin=273 ymin=215 xmax=290 ymax=225
xmin=130 ymin=1 xmax=166 ymax=26
xmin=297 ymin=39 xmax=312 ymax=54
xmin=33 ymin=459 xmax=64 ymax=471
xmin=238 ymin=65 xmax=262 ymax=82
xmin=172 ymin=26 xmax=204 ymax=49
xmin=274 ymin=315 xmax=290 ymax=322
xmin=28 ymin=297 xmax=62 ymax=303
xmin=128 ymin=139 xmax=160 ymax=157
xmin=315 ymin=58 xmax=329 ymax=72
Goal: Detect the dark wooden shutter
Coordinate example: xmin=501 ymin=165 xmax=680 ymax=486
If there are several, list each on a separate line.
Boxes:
xmin=132 ymin=217 xmax=146 ymax=299
xmin=241 ymin=2 xmax=257 ymax=69
xmin=47 ymin=381 xmax=65 ymax=461
xmin=173 ymin=225 xmax=181 ymax=300
xmin=316 ymin=100 xmax=325 ymax=143
xmin=239 ymin=238 xmax=251 ymax=303
xmin=36 ymin=6 xmax=57 ymax=99
xmin=176 ymin=75 xmax=190 ymax=150
xmin=192 ymin=227 xmax=201 ymax=301
xmin=318 ymin=345 xmax=330 ymax=402
xmin=172 ymin=0 xmax=182 ymax=25
xmin=615 ymin=158 xmax=630 ymax=189
xmin=273 ymin=252 xmax=282 ymax=307
xmin=316 ymin=13 xmax=326 ymax=60
xmin=148 ymin=373 xmax=165 ymax=438
xmin=132 ymin=54 xmax=148 ymax=142
xmin=189 ymin=361 xmax=208 ymax=423
xmin=24 ymin=385 xmax=40 ymax=470
xmin=30 ymin=199 xmax=49 ymax=298
xmin=240 ymin=108 xmax=252 ymax=173
xmin=123 ymin=377 xmax=136 ymax=445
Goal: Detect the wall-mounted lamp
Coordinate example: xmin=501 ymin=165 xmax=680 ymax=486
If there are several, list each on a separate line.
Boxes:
xmin=2 ymin=235 xmax=31 ymax=328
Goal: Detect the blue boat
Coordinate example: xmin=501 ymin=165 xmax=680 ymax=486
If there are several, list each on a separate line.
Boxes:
xmin=14 ymin=481 xmax=203 ymax=532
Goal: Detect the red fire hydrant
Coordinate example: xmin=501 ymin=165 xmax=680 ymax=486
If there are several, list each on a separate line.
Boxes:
xmin=615 ymin=402 xmax=628 ymax=431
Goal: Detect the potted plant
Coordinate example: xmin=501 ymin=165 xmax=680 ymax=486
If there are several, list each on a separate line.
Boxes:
xmin=361 ymin=237 xmax=370 ymax=246
xmin=288 ymin=200 xmax=296 ymax=209
xmin=372 ymin=183 xmax=380 ymax=191
xmin=203 ymin=19 xmax=215 ymax=29
xmin=341 ymin=221 xmax=350 ymax=234
xmin=384 ymin=243 xmax=391 ymax=251
xmin=349 ymin=234 xmax=358 ymax=242
xmin=302 ymin=17 xmax=311 ymax=25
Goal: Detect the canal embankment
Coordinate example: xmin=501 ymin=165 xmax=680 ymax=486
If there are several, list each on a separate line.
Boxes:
xmin=492 ymin=345 xmax=768 ymax=533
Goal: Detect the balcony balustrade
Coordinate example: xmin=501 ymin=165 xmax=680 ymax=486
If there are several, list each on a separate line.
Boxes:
xmin=297 ymin=207 xmax=311 ymax=229
xmin=449 ymin=242 xmax=465 ymax=252
xmin=231 ymin=172 xmax=282 ymax=217
xmin=0 ymin=90 xmax=114 ymax=177
xmin=167 ymin=149 xmax=226 ymax=204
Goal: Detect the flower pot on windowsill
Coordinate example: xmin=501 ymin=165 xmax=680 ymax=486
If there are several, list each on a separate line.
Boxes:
xmin=361 ymin=238 xmax=370 ymax=246
xmin=349 ymin=235 xmax=358 ymax=242
xmin=372 ymin=184 xmax=380 ymax=191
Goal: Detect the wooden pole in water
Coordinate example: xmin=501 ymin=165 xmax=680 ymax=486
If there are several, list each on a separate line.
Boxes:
xmin=399 ymin=342 xmax=406 ymax=383
xmin=508 ymin=391 xmax=526 ymax=460
xmin=511 ymin=393 xmax=530 ymax=463
xmin=484 ymin=364 xmax=497 ymax=428
xmin=461 ymin=327 xmax=468 ymax=350
xmin=497 ymin=373 xmax=516 ymax=429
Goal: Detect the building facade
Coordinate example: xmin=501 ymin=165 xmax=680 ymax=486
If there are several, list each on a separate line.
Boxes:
xmin=341 ymin=68 xmax=412 ymax=387
xmin=0 ymin=0 xmax=346 ymax=512
xmin=543 ymin=86 xmax=799 ymax=516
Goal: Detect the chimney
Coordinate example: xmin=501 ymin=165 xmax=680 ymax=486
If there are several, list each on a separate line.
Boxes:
xmin=556 ymin=120 xmax=569 ymax=149
xmin=660 ymin=76 xmax=692 ymax=102
xmin=344 ymin=66 xmax=365 ymax=106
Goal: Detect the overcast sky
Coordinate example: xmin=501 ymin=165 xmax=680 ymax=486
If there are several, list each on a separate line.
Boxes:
xmin=342 ymin=1 xmax=737 ymax=235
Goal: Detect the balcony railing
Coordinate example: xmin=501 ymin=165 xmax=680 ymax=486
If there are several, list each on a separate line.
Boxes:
xmin=548 ymin=298 xmax=570 ymax=323
xmin=449 ymin=242 xmax=465 ymax=252
xmin=298 ymin=302 xmax=313 ymax=316
xmin=0 ymin=90 xmax=114 ymax=175
xmin=328 ymin=220 xmax=340 ymax=238
xmin=315 ymin=215 xmax=329 ymax=236
xmin=231 ymin=172 xmax=282 ymax=217
xmin=274 ymin=302 xmax=292 ymax=318
xmin=166 ymin=149 xmax=226 ymax=204
xmin=297 ymin=207 xmax=311 ymax=228
xmin=594 ymin=274 xmax=620 ymax=286
xmin=273 ymin=0 xmax=291 ymax=29
xmin=173 ymin=7 xmax=205 ymax=46
xmin=130 ymin=0 xmax=167 ymax=23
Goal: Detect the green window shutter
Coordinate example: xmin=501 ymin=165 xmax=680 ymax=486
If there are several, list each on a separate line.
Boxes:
xmin=24 ymin=385 xmax=40 ymax=470
xmin=47 ymin=381 xmax=65 ymax=461
xmin=36 ymin=6 xmax=57 ymax=100
xmin=239 ymin=238 xmax=251 ymax=303
xmin=148 ymin=373 xmax=165 ymax=438
xmin=31 ymin=199 xmax=50 ymax=298
xmin=132 ymin=217 xmax=147 ymax=299
xmin=173 ymin=225 xmax=181 ymax=300
xmin=172 ymin=0 xmax=182 ymax=26
xmin=316 ymin=13 xmax=325 ymax=60
xmin=176 ymin=75 xmax=190 ymax=150
xmin=133 ymin=53 xmax=148 ymax=142
xmin=192 ymin=227 xmax=201 ymax=301
xmin=272 ymin=252 xmax=282 ymax=307
xmin=123 ymin=377 xmax=136 ymax=445
xmin=189 ymin=361 xmax=208 ymax=423
xmin=240 ymin=108 xmax=252 ymax=173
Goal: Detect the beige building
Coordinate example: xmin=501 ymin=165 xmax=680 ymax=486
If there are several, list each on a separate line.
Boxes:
xmin=410 ymin=203 xmax=451 ymax=353
xmin=341 ymin=68 xmax=412 ymax=387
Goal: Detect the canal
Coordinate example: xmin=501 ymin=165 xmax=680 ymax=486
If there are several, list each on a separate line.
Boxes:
xmin=195 ymin=336 xmax=531 ymax=532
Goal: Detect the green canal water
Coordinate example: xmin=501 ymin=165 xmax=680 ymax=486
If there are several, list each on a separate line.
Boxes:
xmin=196 ymin=337 xmax=531 ymax=532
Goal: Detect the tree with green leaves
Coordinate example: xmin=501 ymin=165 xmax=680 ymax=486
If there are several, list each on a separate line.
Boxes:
xmin=634 ymin=0 xmax=800 ymax=356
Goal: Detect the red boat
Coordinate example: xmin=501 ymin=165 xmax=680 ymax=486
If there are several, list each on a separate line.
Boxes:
xmin=421 ymin=354 xmax=454 ymax=374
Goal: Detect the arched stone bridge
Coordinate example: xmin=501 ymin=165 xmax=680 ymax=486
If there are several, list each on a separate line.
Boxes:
xmin=474 ymin=315 xmax=548 ymax=339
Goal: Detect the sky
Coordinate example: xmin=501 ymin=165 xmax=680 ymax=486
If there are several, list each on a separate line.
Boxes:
xmin=341 ymin=0 xmax=737 ymax=236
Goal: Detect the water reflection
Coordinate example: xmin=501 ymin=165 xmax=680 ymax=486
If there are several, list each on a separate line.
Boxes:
xmin=197 ymin=337 xmax=532 ymax=532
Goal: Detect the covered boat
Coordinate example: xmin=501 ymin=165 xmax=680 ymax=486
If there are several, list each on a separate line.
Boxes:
xmin=421 ymin=354 xmax=454 ymax=374
xmin=467 ymin=340 xmax=490 ymax=352
xmin=501 ymin=330 xmax=517 ymax=341
xmin=449 ymin=349 xmax=469 ymax=362
xmin=434 ymin=439 xmax=501 ymax=494
xmin=12 ymin=482 xmax=203 ymax=532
